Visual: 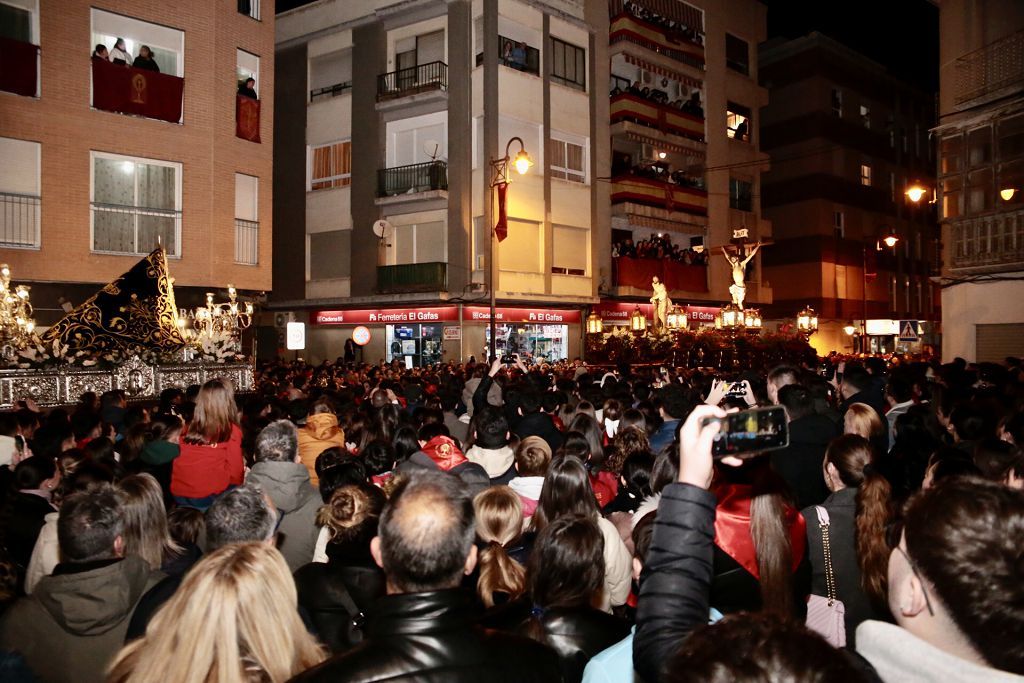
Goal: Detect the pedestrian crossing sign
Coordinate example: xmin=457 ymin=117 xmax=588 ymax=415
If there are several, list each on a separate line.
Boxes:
xmin=898 ymin=320 xmax=920 ymax=342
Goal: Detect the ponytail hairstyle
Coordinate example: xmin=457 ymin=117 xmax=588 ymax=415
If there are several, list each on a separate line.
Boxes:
xmin=824 ymin=434 xmax=893 ymax=607
xmin=473 ymin=487 xmax=526 ymax=608
xmin=747 ymin=459 xmax=794 ymax=616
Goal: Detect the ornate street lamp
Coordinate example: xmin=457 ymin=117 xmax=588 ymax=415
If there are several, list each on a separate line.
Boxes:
xmin=796 ymin=305 xmax=818 ymax=337
xmin=743 ymin=308 xmax=762 ymax=333
xmin=0 ymin=263 xmax=36 ymax=360
xmin=719 ymin=303 xmax=744 ymax=331
xmin=629 ymin=305 xmax=647 ymax=336
xmin=586 ymin=311 xmax=603 ymax=335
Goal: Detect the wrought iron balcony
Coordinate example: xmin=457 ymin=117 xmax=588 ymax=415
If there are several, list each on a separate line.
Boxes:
xmin=234 ymin=219 xmax=258 ymax=265
xmin=954 ymin=28 xmax=1024 ymax=106
xmin=377 ymin=161 xmax=448 ymax=198
xmin=310 ymin=81 xmax=352 ymax=102
xmin=0 ymin=191 xmax=40 ymax=249
xmin=377 ymin=61 xmax=447 ymax=101
xmin=949 ymin=209 xmax=1024 ymax=273
xmin=377 ymin=262 xmax=447 ymax=293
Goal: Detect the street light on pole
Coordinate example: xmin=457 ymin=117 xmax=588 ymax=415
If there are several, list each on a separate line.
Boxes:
xmin=488 ymin=136 xmax=533 ymax=361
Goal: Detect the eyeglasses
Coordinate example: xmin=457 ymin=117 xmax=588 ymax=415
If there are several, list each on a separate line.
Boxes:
xmin=893 ymin=545 xmax=935 ymax=617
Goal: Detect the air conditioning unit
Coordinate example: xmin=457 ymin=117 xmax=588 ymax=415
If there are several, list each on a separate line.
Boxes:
xmin=641 ymin=144 xmax=659 ymax=163
xmin=641 ymin=69 xmax=653 ymax=84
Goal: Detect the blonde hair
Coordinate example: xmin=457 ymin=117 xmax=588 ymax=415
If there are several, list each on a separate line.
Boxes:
xmin=116 ymin=473 xmax=181 ymax=570
xmin=844 ymin=403 xmax=884 ymax=440
xmin=184 ymin=378 xmax=237 ymax=445
xmin=107 ymin=543 xmax=326 ymax=683
xmin=315 ymin=484 xmax=384 ymax=543
xmin=473 ymin=487 xmax=526 ymax=608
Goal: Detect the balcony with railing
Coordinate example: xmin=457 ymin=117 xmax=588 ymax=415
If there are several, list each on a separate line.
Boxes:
xmin=310 ymin=81 xmax=352 ymax=102
xmin=235 ymin=218 xmax=258 ymax=265
xmin=0 ymin=191 xmax=40 ymax=249
xmin=90 ymin=202 xmax=181 ymax=256
xmin=949 ymin=209 xmax=1024 ymax=273
xmin=954 ymin=28 xmax=1024 ymax=108
xmin=377 ymin=262 xmax=448 ymax=293
xmin=376 ymin=61 xmax=447 ymax=106
xmin=612 ymin=255 xmax=708 ymax=293
xmin=609 ymin=11 xmax=705 ymax=71
xmin=376 ymin=161 xmax=448 ymax=204
xmin=611 ymin=172 xmax=707 ymax=221
xmin=610 ymin=91 xmax=705 ymax=143
xmin=475 ymin=35 xmax=541 ymax=76
xmin=91 ymin=57 xmax=184 ymax=123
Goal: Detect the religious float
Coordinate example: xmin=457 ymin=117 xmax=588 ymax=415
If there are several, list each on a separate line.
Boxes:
xmin=0 ymin=248 xmax=254 ymax=409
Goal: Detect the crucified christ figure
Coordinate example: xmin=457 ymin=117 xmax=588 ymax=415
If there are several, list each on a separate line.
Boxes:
xmin=721 ymin=241 xmax=761 ymax=310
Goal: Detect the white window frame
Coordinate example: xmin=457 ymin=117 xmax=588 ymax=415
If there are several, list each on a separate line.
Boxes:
xmin=860 ymin=163 xmax=872 ymax=187
xmin=549 ymin=133 xmax=588 ymax=184
xmin=90 ymin=8 xmax=184 ymax=77
xmin=237 ymin=48 xmax=260 ymax=94
xmin=385 ymin=220 xmax=448 ymax=265
xmin=89 ymin=150 xmax=182 ymax=257
xmin=234 ymin=173 xmax=258 ymax=266
xmin=307 ymin=139 xmax=352 ymax=191
xmin=551 ymin=224 xmax=590 ymax=275
xmin=0 ymin=135 xmax=41 ymax=249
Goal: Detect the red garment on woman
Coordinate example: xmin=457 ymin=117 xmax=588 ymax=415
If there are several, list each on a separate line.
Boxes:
xmin=712 ymin=480 xmax=807 ymax=579
xmin=170 ymin=424 xmax=244 ymax=499
xmin=590 ymin=470 xmax=620 ymax=509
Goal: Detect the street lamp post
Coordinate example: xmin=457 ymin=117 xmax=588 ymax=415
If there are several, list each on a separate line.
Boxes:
xmin=488 ymin=137 xmax=533 ymax=361
xmin=861 ymin=232 xmax=899 ymax=345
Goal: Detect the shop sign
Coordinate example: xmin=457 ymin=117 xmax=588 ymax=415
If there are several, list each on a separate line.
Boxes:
xmin=685 ymin=306 xmax=719 ymax=323
xmin=463 ymin=306 xmax=581 ymax=324
xmin=866 ymin=319 xmax=899 ymax=336
xmin=443 ymin=326 xmax=461 ymax=340
xmin=313 ymin=307 xmax=459 ymax=325
xmin=592 ymin=301 xmax=653 ymax=322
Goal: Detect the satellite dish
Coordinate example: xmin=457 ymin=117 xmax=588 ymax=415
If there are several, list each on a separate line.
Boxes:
xmin=373 ymin=219 xmax=393 ymax=239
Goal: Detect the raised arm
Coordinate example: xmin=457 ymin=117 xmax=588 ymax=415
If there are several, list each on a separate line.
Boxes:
xmin=740 ymin=242 xmax=761 ymax=267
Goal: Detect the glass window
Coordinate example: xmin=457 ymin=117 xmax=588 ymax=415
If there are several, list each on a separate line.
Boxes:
xmin=0 ymin=1 xmax=34 ymax=43
xmin=998 ymin=114 xmax=1024 ymax=160
xmin=234 ymin=173 xmax=258 ymax=265
xmin=91 ymin=153 xmax=180 ymax=256
xmin=91 ymin=8 xmax=183 ymax=76
xmin=386 ymin=221 xmax=446 ymax=265
xmin=550 ymin=136 xmax=586 ymax=183
xmin=967 ymin=168 xmax=993 ymax=214
xmin=310 ymin=141 xmax=352 ymax=190
xmin=727 ymin=102 xmax=751 ymax=141
xmin=942 ymin=176 xmax=962 ymax=219
xmin=237 ymin=0 xmax=259 ymax=20
xmin=729 ymin=177 xmax=753 ymax=211
xmin=940 ymin=134 xmax=962 ymax=175
xmin=831 ymin=88 xmax=842 ymax=118
xmin=860 ymin=104 xmax=870 ymax=128
xmin=968 ymin=126 xmax=992 ymax=167
xmin=551 ymin=37 xmax=586 ymax=91
xmin=833 ymin=210 xmax=845 ymax=238
xmin=500 ymin=219 xmax=542 ymax=273
xmin=725 ymin=33 xmax=749 ymax=75
xmin=0 ymin=136 xmax=40 ymax=248
xmin=237 ymin=49 xmax=260 ymax=97
xmin=309 ymin=49 xmax=352 ymax=100
xmin=860 ymin=163 xmax=872 ymax=187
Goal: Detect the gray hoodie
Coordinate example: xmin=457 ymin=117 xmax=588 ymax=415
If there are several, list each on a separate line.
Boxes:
xmin=0 ymin=555 xmax=162 ymax=683
xmin=247 ymin=460 xmax=321 ymax=571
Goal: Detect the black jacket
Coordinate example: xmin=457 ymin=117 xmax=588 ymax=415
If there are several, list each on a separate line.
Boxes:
xmin=512 ymin=412 xmax=564 ymax=453
xmin=770 ymin=413 xmax=838 ymax=509
xmin=633 ymin=483 xmax=716 ymax=683
xmin=293 ymin=559 xmax=385 ymax=653
xmin=517 ymin=606 xmax=630 ymax=683
xmin=293 ymin=588 xmax=562 ymax=682
xmin=4 ymin=491 xmax=54 ymax=575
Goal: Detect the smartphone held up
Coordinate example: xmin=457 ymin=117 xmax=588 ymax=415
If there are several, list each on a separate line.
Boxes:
xmin=701 ymin=406 xmax=788 ymax=459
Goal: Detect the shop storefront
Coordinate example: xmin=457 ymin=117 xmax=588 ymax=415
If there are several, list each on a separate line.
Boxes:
xmin=864 ymin=319 xmax=931 ymax=355
xmin=308 ymin=305 xmax=583 ymax=364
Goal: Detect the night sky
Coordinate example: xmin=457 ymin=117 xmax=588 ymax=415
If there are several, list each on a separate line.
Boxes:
xmin=273 ymin=0 xmax=940 ymax=93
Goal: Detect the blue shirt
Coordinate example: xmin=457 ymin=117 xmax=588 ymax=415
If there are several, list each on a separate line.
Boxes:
xmin=648 ymin=418 xmax=680 ymax=456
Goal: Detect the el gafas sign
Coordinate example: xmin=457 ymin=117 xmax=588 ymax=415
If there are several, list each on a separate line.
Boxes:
xmin=313 ymin=306 xmax=581 ymax=326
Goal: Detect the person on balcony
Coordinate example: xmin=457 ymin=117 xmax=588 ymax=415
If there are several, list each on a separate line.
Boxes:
xmin=92 ymin=44 xmax=109 ymax=61
xmin=132 ymin=46 xmax=160 ymax=73
xmin=109 ymin=38 xmax=131 ymax=66
xmin=511 ymin=42 xmax=527 ymax=69
xmin=238 ymin=77 xmax=258 ymax=100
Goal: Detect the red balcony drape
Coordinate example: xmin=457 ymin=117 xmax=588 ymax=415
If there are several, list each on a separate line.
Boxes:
xmin=614 ymin=256 xmax=708 ymax=292
xmin=91 ymin=58 xmax=184 ymax=123
xmin=0 ymin=36 xmax=39 ymax=97
xmin=236 ymin=95 xmax=261 ymax=142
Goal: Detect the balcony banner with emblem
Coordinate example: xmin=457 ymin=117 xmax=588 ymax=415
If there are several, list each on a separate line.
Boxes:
xmin=236 ymin=95 xmax=261 ymax=142
xmin=41 ymin=247 xmax=188 ymax=353
xmin=0 ymin=36 xmax=39 ymax=97
xmin=91 ymin=58 xmax=184 ymax=123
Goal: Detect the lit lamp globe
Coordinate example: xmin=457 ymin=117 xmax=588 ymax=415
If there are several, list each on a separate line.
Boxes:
xmin=586 ymin=312 xmax=603 ymax=335
xmin=796 ymin=306 xmax=818 ymax=335
xmin=843 ymin=323 xmax=857 ymax=336
xmin=629 ymin=306 xmax=647 ymax=335
xmin=905 ymin=185 xmax=927 ymax=203
xmin=666 ymin=305 xmax=687 ymax=331
xmin=1000 ymin=187 xmax=1016 ymax=201
xmin=720 ymin=304 xmax=743 ymax=329
xmin=513 ymin=150 xmax=533 ymax=175
xmin=882 ymin=234 xmax=899 ymax=249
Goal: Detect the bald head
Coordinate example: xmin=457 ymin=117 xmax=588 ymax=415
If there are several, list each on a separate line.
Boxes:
xmin=374 ymin=471 xmax=475 ymax=593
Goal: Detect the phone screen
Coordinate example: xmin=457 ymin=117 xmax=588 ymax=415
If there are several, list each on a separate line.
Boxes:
xmin=704 ymin=406 xmax=789 ymax=459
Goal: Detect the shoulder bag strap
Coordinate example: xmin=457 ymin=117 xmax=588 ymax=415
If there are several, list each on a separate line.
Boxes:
xmin=815 ymin=506 xmax=838 ymax=604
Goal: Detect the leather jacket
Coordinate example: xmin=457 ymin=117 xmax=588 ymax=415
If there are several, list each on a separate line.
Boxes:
xmin=292 ymin=588 xmax=562 ymax=682
xmin=293 ymin=560 xmax=386 ymax=653
xmin=517 ymin=606 xmax=631 ymax=683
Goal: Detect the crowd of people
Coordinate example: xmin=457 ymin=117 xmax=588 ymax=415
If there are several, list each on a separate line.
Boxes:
xmin=0 ymin=352 xmax=1021 ymax=682
xmin=618 ymin=0 xmax=704 ymax=47
xmin=610 ymin=81 xmax=705 ymax=119
xmin=613 ymin=234 xmax=709 ymax=265
xmin=92 ymin=39 xmax=160 ymax=72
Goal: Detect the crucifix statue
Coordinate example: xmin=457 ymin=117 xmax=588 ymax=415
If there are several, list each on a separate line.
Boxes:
xmin=721 ymin=239 xmax=761 ymax=310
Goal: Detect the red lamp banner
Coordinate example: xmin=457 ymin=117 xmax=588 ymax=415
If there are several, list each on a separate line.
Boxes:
xmin=494 ymin=181 xmax=509 ymax=242
xmin=236 ymin=95 xmax=261 ymax=143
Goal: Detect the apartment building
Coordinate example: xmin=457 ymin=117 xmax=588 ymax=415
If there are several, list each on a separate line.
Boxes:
xmin=273 ymin=0 xmax=769 ymax=364
xmin=934 ymin=0 xmax=1024 ymax=362
xmin=0 ymin=0 xmax=274 ymax=324
xmin=273 ymin=0 xmax=604 ymax=364
xmin=600 ymin=0 xmax=771 ymax=329
xmin=759 ymin=33 xmax=939 ymax=356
